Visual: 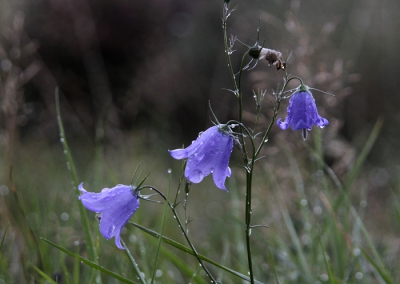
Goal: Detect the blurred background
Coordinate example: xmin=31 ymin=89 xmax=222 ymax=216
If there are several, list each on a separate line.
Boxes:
xmin=1 ymin=0 xmax=400 ymax=282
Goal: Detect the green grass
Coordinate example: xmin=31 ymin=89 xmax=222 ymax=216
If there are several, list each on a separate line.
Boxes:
xmin=0 ymin=117 xmax=399 ymax=283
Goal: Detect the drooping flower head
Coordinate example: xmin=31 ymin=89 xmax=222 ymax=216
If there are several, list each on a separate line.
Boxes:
xmin=78 ymin=183 xmax=140 ymax=249
xmin=169 ymin=124 xmax=234 ymax=191
xmin=277 ymin=84 xmax=329 ymax=140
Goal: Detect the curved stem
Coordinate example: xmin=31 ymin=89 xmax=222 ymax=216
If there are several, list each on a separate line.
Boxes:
xmin=255 ymin=73 xmax=300 ymax=157
xmin=140 ymin=186 xmax=217 ymax=283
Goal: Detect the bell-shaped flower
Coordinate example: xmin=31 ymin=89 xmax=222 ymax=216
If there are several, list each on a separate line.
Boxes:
xmin=169 ymin=125 xmax=234 ymax=191
xmin=78 ymin=183 xmax=140 ymax=249
xmin=277 ymin=84 xmax=329 ymax=140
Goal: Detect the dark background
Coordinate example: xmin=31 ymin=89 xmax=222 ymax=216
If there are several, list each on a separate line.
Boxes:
xmin=1 ymin=0 xmax=400 ymax=182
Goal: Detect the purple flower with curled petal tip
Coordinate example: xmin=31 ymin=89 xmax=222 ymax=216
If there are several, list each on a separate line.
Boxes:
xmin=78 ymin=183 xmax=140 ymax=249
xmin=169 ymin=125 xmax=234 ymax=191
xmin=277 ymin=84 xmax=329 ymax=140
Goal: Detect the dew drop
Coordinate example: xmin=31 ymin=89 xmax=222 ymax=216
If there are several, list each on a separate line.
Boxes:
xmin=355 ymin=272 xmax=363 ymax=280
xmin=60 ymin=138 xmax=64 ymax=143
xmin=167 ymin=169 xmax=172 ymax=174
xmin=61 ymin=212 xmax=69 ymax=221
xmin=190 ymin=169 xmax=204 ymax=183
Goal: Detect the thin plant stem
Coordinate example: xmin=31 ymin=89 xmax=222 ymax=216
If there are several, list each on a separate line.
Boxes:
xmin=223 ymin=7 xmax=256 ymax=281
xmin=150 ymin=172 xmax=172 ymax=284
xmin=55 ymin=88 xmax=101 ymax=284
xmin=122 ymin=240 xmax=146 ymax=284
xmin=140 ymin=186 xmax=217 ymax=283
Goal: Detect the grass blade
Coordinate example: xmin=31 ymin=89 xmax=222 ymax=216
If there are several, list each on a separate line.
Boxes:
xmin=0 ymin=223 xmax=9 ymax=250
xmin=361 ymin=249 xmax=393 ymax=284
xmin=150 ymin=173 xmax=171 ymax=284
xmin=344 ymin=118 xmax=383 ymax=191
xmin=129 ymin=222 xmax=261 ymax=283
xmin=146 ymin=236 xmax=208 ymax=284
xmin=350 ymin=206 xmax=393 ymax=281
xmin=122 ymin=240 xmax=146 ymax=284
xmin=41 ymin=238 xmax=135 ymax=284
xmin=31 ymin=264 xmax=57 ymax=284
xmin=55 ymin=89 xmax=100 ymax=282
xmin=320 ymin=235 xmax=335 ymax=284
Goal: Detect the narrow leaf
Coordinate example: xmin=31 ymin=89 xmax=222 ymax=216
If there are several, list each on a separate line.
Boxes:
xmin=361 ymin=249 xmax=393 ymax=284
xmin=129 ymin=222 xmax=262 ymax=283
xmin=0 ymin=223 xmax=9 ymax=250
xmin=41 ymin=238 xmax=135 ymax=284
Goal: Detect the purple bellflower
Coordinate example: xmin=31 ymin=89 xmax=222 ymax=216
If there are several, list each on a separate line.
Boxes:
xmin=169 ymin=125 xmax=234 ymax=191
xmin=277 ymin=84 xmax=329 ymax=140
xmin=78 ymin=183 xmax=140 ymax=250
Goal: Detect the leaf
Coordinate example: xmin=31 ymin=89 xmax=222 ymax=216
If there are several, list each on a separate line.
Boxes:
xmin=41 ymin=238 xmax=135 ymax=284
xmin=129 ymin=222 xmax=262 ymax=283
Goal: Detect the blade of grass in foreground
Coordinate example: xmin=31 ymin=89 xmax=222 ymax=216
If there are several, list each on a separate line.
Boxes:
xmin=31 ymin=265 xmax=57 ymax=284
xmin=341 ymin=118 xmax=383 ymax=198
xmin=150 ymin=172 xmax=172 ymax=284
xmin=320 ymin=235 xmax=335 ymax=284
xmin=122 ymin=240 xmax=146 ymax=284
xmin=41 ymin=238 xmax=135 ymax=284
xmin=146 ymin=236 xmax=208 ymax=284
xmin=350 ymin=205 xmax=393 ymax=282
xmin=55 ymin=90 xmax=99 ymax=280
xmin=265 ymin=164 xmax=313 ymax=282
xmin=129 ymin=222 xmax=262 ymax=284
xmin=268 ymin=247 xmax=281 ymax=284
xmin=361 ymin=249 xmax=393 ymax=284
xmin=0 ymin=223 xmax=9 ymax=250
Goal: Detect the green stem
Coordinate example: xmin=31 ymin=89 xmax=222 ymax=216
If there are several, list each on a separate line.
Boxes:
xmin=255 ymin=74 xmax=301 ymax=157
xmin=55 ymin=89 xmax=101 ymax=284
xmin=150 ymin=172 xmax=171 ymax=284
xmin=122 ymin=240 xmax=146 ymax=284
xmin=142 ymin=186 xmax=217 ymax=283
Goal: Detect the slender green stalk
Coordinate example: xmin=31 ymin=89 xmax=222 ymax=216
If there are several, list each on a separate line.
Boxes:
xmin=42 ymin=238 xmax=134 ymax=284
xmin=142 ymin=186 xmax=217 ymax=283
xmin=222 ymin=4 xmax=249 ymax=164
xmin=150 ymin=172 xmax=171 ymax=284
xmin=55 ymin=89 xmax=101 ymax=283
xmin=0 ymin=223 xmax=9 ymax=251
xmin=122 ymin=240 xmax=146 ymax=284
xmin=31 ymin=265 xmax=57 ymax=284
xmin=130 ymin=222 xmax=262 ymax=283
xmin=223 ymin=5 xmax=256 ymax=281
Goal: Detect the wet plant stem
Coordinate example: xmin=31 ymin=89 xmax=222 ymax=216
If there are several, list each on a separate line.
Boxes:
xmin=141 ymin=186 xmax=217 ymax=283
xmin=223 ymin=6 xmax=256 ymax=282
xmin=122 ymin=240 xmax=146 ymax=284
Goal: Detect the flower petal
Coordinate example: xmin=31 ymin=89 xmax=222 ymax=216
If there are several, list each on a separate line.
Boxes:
xmin=169 ymin=126 xmax=234 ymax=190
xmin=168 ymin=149 xmax=188 ymax=159
xmin=78 ymin=183 xmax=139 ymax=250
xmin=277 ymin=88 xmax=329 ymax=135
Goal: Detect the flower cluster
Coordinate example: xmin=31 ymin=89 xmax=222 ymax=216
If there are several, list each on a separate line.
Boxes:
xmin=78 ymin=84 xmax=329 ymax=248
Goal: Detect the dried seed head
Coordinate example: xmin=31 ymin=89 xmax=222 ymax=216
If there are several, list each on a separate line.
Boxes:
xmin=248 ymin=45 xmax=286 ymax=70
